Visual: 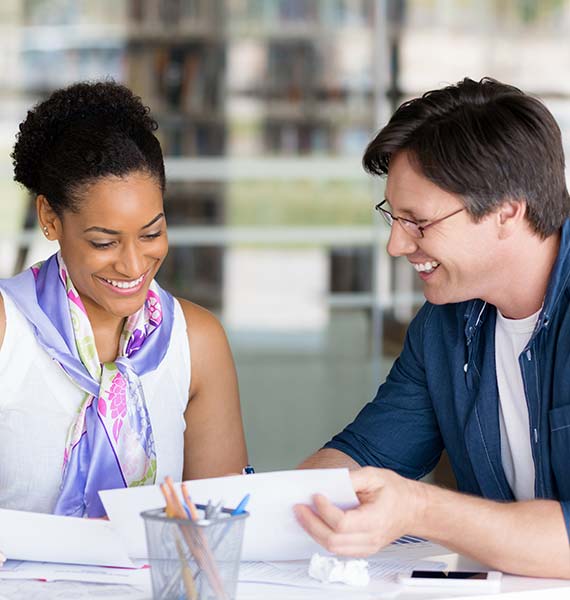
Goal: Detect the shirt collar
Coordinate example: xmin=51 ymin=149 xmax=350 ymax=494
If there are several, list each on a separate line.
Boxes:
xmin=463 ymin=218 xmax=570 ymax=341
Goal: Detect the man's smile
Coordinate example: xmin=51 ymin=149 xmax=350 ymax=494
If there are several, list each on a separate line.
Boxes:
xmin=411 ymin=260 xmax=440 ymax=274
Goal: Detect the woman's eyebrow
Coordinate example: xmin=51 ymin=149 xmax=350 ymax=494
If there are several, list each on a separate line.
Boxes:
xmin=83 ymin=213 xmax=165 ymax=234
xmin=141 ymin=213 xmax=165 ymax=230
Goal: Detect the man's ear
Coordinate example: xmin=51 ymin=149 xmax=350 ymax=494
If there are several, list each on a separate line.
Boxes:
xmin=36 ymin=195 xmax=61 ymax=240
xmin=497 ymin=199 xmax=526 ymax=240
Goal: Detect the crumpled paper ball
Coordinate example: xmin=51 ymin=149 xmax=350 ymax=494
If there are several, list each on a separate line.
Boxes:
xmin=308 ymin=552 xmax=370 ymax=586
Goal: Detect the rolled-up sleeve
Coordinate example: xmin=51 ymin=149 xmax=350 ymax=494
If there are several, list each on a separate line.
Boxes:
xmin=325 ymin=303 xmax=443 ymax=480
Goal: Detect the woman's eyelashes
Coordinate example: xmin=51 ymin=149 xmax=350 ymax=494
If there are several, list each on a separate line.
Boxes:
xmin=143 ymin=231 xmax=163 ymax=240
xmin=89 ymin=240 xmax=115 ymax=249
xmin=89 ymin=231 xmax=164 ymax=250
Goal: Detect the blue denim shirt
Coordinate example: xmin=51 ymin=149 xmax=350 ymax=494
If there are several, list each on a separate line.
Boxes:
xmin=326 ymin=220 xmax=570 ymax=539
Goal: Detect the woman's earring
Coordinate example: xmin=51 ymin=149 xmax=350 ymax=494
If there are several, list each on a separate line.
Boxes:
xmin=42 ymin=225 xmax=49 ymax=238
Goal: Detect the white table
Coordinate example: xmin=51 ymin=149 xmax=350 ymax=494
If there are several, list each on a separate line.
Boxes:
xmin=1 ymin=546 xmax=569 ymax=599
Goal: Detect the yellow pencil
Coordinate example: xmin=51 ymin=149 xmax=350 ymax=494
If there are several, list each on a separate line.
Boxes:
xmin=176 ymin=537 xmax=198 ymax=600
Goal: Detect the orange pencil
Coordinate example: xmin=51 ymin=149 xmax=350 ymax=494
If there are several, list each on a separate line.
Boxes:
xmin=162 ymin=477 xmax=228 ymax=600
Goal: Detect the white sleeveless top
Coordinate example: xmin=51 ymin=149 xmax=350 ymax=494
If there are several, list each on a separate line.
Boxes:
xmin=0 ymin=291 xmax=191 ymax=513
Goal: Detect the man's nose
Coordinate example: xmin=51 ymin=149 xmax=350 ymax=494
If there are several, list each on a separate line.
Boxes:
xmin=386 ymin=221 xmax=419 ymax=258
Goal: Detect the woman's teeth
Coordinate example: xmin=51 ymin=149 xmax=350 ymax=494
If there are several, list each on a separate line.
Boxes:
xmin=103 ymin=274 xmax=144 ymax=289
xmin=413 ymin=261 xmax=440 ymax=273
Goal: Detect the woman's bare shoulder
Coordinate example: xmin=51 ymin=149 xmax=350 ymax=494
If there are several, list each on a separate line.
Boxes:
xmin=175 ymin=297 xmax=226 ymax=340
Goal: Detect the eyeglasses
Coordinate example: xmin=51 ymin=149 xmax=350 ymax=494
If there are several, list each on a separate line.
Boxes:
xmin=375 ymin=200 xmax=464 ymax=239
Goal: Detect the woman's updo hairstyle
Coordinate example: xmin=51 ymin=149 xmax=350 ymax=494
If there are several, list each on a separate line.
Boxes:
xmin=12 ymin=80 xmax=165 ymax=217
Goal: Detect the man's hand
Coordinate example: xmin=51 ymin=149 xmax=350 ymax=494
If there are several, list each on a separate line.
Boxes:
xmin=294 ymin=467 xmax=425 ymax=557
xmin=295 ymin=465 xmax=570 ymax=578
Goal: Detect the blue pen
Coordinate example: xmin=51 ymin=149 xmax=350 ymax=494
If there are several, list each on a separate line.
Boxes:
xmin=231 ymin=493 xmax=250 ymax=516
xmin=181 ymin=501 xmax=192 ymax=519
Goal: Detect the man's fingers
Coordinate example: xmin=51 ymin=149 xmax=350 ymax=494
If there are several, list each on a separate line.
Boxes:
xmin=312 ymin=493 xmax=349 ymax=531
xmin=293 ymin=503 xmax=335 ymax=548
xmin=311 ymin=492 xmax=389 ymax=534
xmin=294 ymin=503 xmax=384 ymax=556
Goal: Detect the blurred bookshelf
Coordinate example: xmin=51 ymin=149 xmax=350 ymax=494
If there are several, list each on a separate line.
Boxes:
xmin=7 ymin=0 xmax=570 ymax=320
xmin=138 ymin=0 xmax=380 ymax=310
xmin=5 ymin=0 xmax=385 ymax=318
xmin=223 ymin=0 xmax=379 ymax=320
xmin=125 ymin=0 xmax=227 ymax=307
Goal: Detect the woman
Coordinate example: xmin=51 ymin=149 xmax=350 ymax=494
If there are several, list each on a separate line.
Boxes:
xmin=0 ymin=81 xmax=247 ymax=517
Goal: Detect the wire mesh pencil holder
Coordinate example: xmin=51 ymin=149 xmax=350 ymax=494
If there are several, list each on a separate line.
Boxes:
xmin=142 ymin=505 xmax=248 ymax=600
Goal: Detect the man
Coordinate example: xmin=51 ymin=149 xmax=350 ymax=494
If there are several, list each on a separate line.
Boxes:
xmin=295 ymin=77 xmax=570 ymax=578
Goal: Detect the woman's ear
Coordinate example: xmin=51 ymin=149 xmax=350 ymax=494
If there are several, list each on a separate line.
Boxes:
xmin=36 ymin=195 xmax=61 ymax=240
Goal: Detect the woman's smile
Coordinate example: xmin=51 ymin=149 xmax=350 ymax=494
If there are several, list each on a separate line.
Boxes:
xmin=96 ymin=270 xmax=149 ymax=296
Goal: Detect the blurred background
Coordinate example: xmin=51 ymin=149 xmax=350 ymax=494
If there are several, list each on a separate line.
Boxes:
xmin=1 ymin=0 xmax=570 ymax=477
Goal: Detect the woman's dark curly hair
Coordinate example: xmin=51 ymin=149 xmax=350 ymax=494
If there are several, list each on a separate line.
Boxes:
xmin=12 ymin=80 xmax=165 ymax=216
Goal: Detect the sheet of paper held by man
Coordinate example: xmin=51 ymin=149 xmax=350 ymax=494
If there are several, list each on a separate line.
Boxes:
xmin=0 ymin=508 xmax=134 ymax=567
xmin=100 ymin=468 xmax=359 ymax=561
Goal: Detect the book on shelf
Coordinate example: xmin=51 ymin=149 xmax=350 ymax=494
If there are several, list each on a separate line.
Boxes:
xmin=128 ymin=0 xmax=220 ymax=29
xmin=227 ymin=0 xmax=374 ymax=29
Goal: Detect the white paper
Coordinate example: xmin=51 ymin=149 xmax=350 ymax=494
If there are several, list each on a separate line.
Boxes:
xmin=0 ymin=560 xmax=150 ymax=585
xmin=239 ymin=557 xmax=446 ymax=588
xmin=237 ymin=559 xmax=421 ymax=597
xmin=0 ymin=509 xmax=134 ymax=568
xmin=100 ymin=468 xmax=359 ymax=561
xmin=0 ymin=580 xmax=150 ymax=600
xmin=374 ymin=539 xmax=451 ymax=561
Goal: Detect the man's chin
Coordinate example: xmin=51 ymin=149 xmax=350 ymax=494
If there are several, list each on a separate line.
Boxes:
xmin=423 ymin=287 xmax=475 ymax=306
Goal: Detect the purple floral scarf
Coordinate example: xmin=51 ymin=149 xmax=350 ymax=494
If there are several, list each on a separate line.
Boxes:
xmin=0 ymin=252 xmax=174 ymax=516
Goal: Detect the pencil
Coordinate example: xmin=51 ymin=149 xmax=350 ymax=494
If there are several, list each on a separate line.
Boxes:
xmin=176 ymin=537 xmax=198 ymax=600
xmin=162 ymin=477 xmax=228 ymax=600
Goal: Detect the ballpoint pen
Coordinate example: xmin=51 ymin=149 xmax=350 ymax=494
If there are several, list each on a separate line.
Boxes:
xmin=231 ymin=493 xmax=250 ymax=516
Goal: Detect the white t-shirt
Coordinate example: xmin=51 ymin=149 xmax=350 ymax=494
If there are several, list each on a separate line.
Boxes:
xmin=0 ymin=291 xmax=191 ymax=513
xmin=495 ymin=307 xmax=540 ymax=501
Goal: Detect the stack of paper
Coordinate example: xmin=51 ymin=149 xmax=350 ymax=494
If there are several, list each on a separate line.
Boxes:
xmin=0 ymin=508 xmax=134 ymax=567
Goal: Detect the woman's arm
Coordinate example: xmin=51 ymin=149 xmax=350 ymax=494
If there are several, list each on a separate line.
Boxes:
xmin=178 ymin=298 xmax=248 ymax=480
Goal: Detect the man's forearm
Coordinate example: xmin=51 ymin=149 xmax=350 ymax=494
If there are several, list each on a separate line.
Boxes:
xmin=298 ymin=448 xmax=360 ymax=470
xmin=415 ymin=483 xmax=570 ymax=578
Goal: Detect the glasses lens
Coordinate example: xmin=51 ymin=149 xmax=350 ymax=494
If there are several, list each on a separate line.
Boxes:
xmin=379 ymin=209 xmax=393 ymax=227
xmin=398 ymin=219 xmax=422 ymax=238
